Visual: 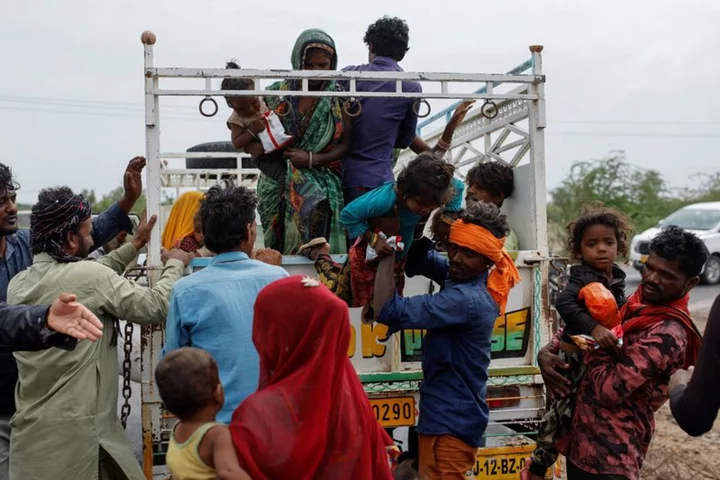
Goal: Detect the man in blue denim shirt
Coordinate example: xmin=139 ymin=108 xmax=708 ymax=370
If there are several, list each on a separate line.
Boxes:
xmin=0 ymin=158 xmax=142 ymax=478
xmin=374 ymin=202 xmax=518 ymax=480
xmin=162 ymin=186 xmax=288 ymax=423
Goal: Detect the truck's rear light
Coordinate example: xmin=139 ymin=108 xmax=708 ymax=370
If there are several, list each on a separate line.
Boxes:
xmin=487 ymin=386 xmax=522 ymax=410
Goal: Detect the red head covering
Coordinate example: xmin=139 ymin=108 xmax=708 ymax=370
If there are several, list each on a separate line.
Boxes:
xmin=230 ymin=275 xmax=394 ymax=480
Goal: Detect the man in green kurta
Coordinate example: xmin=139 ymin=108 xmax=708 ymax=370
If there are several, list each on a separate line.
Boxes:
xmin=7 ymin=187 xmax=193 ymax=480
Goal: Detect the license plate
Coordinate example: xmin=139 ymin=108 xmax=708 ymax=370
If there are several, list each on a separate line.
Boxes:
xmin=640 ymin=255 xmax=648 ymax=263
xmin=471 ymin=453 xmax=527 ymax=479
xmin=369 ymin=397 xmax=415 ymax=428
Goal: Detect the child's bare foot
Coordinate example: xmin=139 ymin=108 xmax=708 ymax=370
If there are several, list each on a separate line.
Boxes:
xmin=298 ymin=237 xmax=330 ymax=261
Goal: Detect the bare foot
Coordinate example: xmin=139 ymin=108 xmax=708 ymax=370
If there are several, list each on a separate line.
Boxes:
xmin=299 ymin=238 xmax=330 ymax=261
xmin=306 ymin=243 xmax=330 ymax=261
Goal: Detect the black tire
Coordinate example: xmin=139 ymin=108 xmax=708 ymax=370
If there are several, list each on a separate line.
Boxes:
xmin=701 ymin=254 xmax=720 ymax=285
xmin=186 ymin=141 xmax=257 ymax=170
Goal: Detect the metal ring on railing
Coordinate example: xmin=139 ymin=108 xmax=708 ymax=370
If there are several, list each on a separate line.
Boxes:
xmin=480 ymin=100 xmax=498 ymax=119
xmin=413 ymin=99 xmax=431 ymax=118
xmin=273 ymin=97 xmax=292 ymax=118
xmin=198 ymin=97 xmax=218 ymax=118
xmin=343 ymin=97 xmax=362 ymax=118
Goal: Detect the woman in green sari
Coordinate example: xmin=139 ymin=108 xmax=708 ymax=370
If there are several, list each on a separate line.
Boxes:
xmin=258 ymin=29 xmax=351 ymax=254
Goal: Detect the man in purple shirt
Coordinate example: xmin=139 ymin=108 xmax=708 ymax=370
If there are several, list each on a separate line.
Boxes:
xmin=341 ymin=16 xmax=422 ymax=205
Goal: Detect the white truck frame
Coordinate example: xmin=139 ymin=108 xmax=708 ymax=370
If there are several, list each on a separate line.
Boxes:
xmin=139 ymin=31 xmax=550 ymax=479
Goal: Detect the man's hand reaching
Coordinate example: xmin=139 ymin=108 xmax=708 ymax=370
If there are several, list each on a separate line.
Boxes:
xmin=47 ymin=294 xmax=103 ymax=342
xmin=118 ymin=156 xmax=146 ymax=214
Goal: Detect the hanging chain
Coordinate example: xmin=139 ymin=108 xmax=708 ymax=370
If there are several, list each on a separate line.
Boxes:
xmin=120 ymin=320 xmax=134 ymax=429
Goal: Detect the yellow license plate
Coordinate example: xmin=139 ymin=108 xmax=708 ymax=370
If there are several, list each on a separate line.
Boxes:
xmin=369 ymin=397 xmax=415 ymax=428
xmin=472 ymin=453 xmax=527 ymax=479
xmin=640 ymin=255 xmax=648 ymax=263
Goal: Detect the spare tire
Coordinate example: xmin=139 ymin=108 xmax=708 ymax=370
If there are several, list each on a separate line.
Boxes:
xmin=186 ymin=141 xmax=257 ymax=170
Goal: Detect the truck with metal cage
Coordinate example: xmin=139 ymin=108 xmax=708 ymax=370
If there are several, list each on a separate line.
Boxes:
xmin=132 ymin=30 xmax=554 ymax=479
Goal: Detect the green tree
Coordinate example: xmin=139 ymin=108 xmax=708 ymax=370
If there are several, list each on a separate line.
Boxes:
xmin=92 ymin=187 xmax=147 ymax=215
xmin=80 ymin=189 xmax=97 ymax=205
xmin=548 ymin=151 xmax=687 ymax=255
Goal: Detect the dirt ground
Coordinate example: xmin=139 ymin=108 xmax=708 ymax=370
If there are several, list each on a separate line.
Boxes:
xmin=641 ymin=308 xmax=720 ymax=480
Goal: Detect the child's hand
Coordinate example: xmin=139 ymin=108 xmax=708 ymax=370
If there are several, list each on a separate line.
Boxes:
xmin=448 ymin=100 xmax=475 ymax=126
xmin=373 ymin=236 xmax=395 ymax=258
xmin=591 ymin=324 xmax=618 ymax=348
xmin=249 ymin=118 xmax=266 ymax=135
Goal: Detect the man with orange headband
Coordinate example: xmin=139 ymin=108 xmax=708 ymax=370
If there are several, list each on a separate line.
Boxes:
xmin=374 ymin=201 xmax=520 ymax=480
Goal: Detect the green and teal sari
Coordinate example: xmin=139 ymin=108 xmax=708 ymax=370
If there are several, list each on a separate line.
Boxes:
xmin=258 ymin=28 xmax=346 ymax=255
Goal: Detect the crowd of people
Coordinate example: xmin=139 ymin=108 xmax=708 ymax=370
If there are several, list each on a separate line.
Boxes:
xmin=0 ymin=13 xmax=718 ymax=480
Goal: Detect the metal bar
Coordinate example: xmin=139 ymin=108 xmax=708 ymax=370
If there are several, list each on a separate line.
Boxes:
xmin=528 ymin=45 xmax=548 ymax=253
xmin=155 ymin=89 xmax=539 ymax=101
xmin=160 ymin=168 xmax=261 ymax=175
xmin=450 ymin=109 xmax=529 ymax=146
xmin=505 ymin=123 xmax=529 ymax=138
xmin=527 ymin=46 xmax=551 ymax=371
xmin=487 ymin=151 xmax=507 ymax=163
xmin=494 ymin=137 xmax=528 ymax=155
xmin=417 ymin=57 xmax=534 ymax=131
xmin=484 ymin=83 xmax=493 ymax=157
xmin=141 ymin=37 xmax=160 ymax=480
xmin=490 ymin=127 xmax=512 ymax=153
xmin=149 ymin=67 xmax=543 ymax=84
xmin=510 ymin=142 xmax=531 ymax=167
xmin=464 ymin=143 xmax=484 ymax=158
xmin=160 ymin=152 xmax=249 ymax=159
xmin=452 ymin=145 xmax=469 ymax=165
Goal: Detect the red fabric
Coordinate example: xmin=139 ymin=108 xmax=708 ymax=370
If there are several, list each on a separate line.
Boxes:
xmin=348 ymin=237 xmax=406 ymax=319
xmin=230 ymin=275 xmax=394 ymax=480
xmin=173 ymin=235 xmax=202 ymax=255
xmin=620 ymin=286 xmax=702 ymax=369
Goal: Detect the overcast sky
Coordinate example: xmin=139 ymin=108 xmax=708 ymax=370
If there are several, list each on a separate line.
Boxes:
xmin=2 ymin=0 xmax=719 ymax=205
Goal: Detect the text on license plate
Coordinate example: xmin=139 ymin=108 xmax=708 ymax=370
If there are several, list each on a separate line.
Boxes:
xmin=369 ymin=397 xmax=415 ymax=428
xmin=471 ymin=453 xmax=526 ymax=479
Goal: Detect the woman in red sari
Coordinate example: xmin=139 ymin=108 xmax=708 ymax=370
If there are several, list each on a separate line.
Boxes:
xmin=229 ymin=275 xmax=394 ymax=480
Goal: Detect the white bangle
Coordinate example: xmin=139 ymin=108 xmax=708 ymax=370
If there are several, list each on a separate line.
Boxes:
xmin=309 ymin=152 xmax=313 ymax=169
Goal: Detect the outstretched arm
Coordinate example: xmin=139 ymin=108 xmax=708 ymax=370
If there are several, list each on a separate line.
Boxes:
xmin=670 ymin=296 xmax=720 ymax=436
xmin=0 ymin=295 xmax=103 ymax=352
xmin=91 ymin=156 xmax=144 ymax=248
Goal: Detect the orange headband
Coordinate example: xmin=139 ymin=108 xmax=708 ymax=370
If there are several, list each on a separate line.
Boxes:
xmin=449 ymin=220 xmax=521 ymax=315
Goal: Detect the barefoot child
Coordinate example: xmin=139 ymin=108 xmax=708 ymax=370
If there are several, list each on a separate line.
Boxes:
xmin=155 ymin=347 xmax=251 ymax=480
xmin=525 ymin=207 xmax=632 ymax=479
xmin=300 ymin=153 xmax=461 ymax=319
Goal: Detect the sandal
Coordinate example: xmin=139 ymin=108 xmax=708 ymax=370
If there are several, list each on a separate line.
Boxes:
xmin=298 ymin=237 xmax=329 ymax=261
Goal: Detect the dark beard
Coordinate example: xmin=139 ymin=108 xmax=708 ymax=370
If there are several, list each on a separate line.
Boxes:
xmin=0 ymin=225 xmax=18 ymax=237
xmin=76 ymin=240 xmax=93 ymax=260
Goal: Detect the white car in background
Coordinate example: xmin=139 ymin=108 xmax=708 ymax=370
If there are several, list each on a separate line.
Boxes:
xmin=630 ymin=202 xmax=720 ymax=284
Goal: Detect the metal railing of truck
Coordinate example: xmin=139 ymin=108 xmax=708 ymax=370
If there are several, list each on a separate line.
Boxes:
xmin=139 ymin=31 xmax=550 ymax=478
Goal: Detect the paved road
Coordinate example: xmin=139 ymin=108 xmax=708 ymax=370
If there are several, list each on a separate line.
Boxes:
xmin=623 ymin=266 xmax=720 ymax=313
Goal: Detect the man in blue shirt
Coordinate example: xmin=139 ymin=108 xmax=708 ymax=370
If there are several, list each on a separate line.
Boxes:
xmin=0 ymin=157 xmax=143 ymax=479
xmin=341 ymin=16 xmax=422 ymax=204
xmin=162 ymin=185 xmax=288 ymax=423
xmin=373 ymin=201 xmax=519 ymax=480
